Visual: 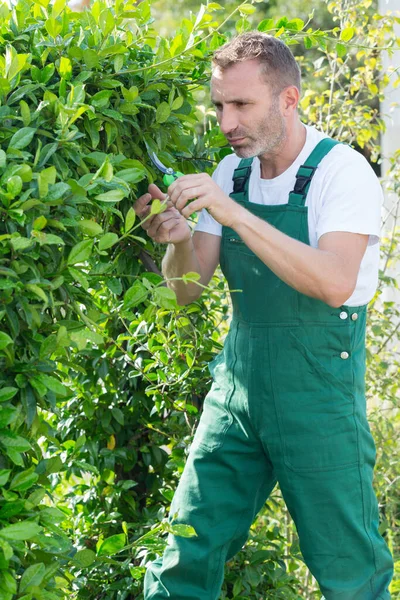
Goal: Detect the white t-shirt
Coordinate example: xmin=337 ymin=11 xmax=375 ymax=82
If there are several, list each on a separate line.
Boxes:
xmin=195 ymin=125 xmax=382 ymax=306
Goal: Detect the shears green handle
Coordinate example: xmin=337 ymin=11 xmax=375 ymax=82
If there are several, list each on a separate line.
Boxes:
xmin=148 ymin=150 xmax=183 ymax=188
xmin=163 ymin=171 xmax=184 ymax=187
xmin=147 ymin=149 xmax=196 ymax=218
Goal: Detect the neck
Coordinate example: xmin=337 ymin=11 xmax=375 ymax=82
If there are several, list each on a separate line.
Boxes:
xmin=259 ymin=121 xmax=307 ymax=179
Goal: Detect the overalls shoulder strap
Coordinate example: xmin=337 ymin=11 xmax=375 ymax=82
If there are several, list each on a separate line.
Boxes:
xmin=288 ymin=137 xmax=340 ymax=206
xmin=230 ymin=157 xmax=254 ymax=202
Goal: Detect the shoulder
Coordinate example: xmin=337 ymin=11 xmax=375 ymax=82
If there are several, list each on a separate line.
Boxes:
xmin=318 ymin=141 xmax=379 ymax=183
xmin=212 ymin=153 xmax=243 ymax=180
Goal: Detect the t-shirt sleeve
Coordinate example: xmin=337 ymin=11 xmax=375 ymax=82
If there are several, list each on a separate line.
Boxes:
xmin=315 ymin=147 xmax=382 ymax=246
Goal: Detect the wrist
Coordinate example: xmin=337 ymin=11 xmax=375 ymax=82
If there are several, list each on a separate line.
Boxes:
xmin=170 ymin=234 xmax=193 ymax=250
xmin=228 ymin=201 xmax=249 ymax=231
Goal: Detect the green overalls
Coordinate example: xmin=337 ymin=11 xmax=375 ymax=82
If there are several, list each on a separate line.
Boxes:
xmin=144 ymin=139 xmax=394 ymax=599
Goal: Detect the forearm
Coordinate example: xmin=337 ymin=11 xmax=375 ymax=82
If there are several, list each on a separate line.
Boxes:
xmin=162 ymin=238 xmax=203 ymax=305
xmin=233 ymin=207 xmax=355 ymax=307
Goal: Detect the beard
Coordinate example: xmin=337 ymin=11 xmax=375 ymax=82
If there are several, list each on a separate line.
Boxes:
xmin=231 ymin=100 xmax=287 ymax=159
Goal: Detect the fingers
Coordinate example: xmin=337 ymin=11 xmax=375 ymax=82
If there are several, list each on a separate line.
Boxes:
xmin=181 ymin=200 xmax=202 ymax=219
xmin=168 ymin=174 xmax=210 ymax=211
xmin=148 ymin=183 xmax=166 ymax=201
xmin=145 ymin=208 xmax=181 ymax=238
xmin=149 ymin=213 xmax=182 ymax=242
xmin=133 ymin=184 xmax=167 ymax=218
xmin=172 ymin=186 xmax=202 ymax=212
xmin=133 ymin=192 xmax=152 ymax=217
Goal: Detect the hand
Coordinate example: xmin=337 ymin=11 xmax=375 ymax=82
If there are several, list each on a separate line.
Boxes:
xmin=133 ymin=184 xmax=191 ymax=244
xmin=168 ymin=174 xmax=242 ymax=227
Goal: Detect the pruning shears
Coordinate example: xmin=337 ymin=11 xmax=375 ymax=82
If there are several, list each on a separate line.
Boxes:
xmin=148 ymin=151 xmax=184 ymax=188
xmin=147 ymin=150 xmax=197 ymax=219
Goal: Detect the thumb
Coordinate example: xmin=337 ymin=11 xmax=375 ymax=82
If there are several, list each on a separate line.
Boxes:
xmin=148 ymin=183 xmax=167 ymax=200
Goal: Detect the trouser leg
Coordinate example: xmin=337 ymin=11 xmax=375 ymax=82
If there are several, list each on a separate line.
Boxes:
xmin=275 ymin=416 xmax=394 ymax=599
xmin=143 ymin=397 xmax=276 ymax=600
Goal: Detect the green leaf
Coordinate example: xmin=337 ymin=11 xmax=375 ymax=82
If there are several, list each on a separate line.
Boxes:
xmin=0 ymin=469 xmax=11 ymax=486
xmin=73 ymin=549 xmax=96 ymax=568
xmin=7 ymin=175 xmax=22 ymax=198
xmin=68 ymin=267 xmax=89 ymax=290
xmin=19 ymin=100 xmax=31 ymax=126
xmin=117 ymin=168 xmax=146 ymax=184
xmin=186 ymin=350 xmax=194 ymax=368
xmin=156 ymin=102 xmax=171 ymax=124
xmin=78 ymin=219 xmax=104 ymax=237
xmin=45 ymin=17 xmax=62 ymax=38
xmin=95 ymin=189 xmax=126 ymax=203
xmin=19 ymin=563 xmax=46 ymax=592
xmin=239 ymin=3 xmax=255 ymax=15
xmin=9 ymin=468 xmax=39 ymax=492
xmin=336 ymin=43 xmax=347 ymax=58
xmin=39 ymin=165 xmax=57 ymax=185
xmin=122 ymin=86 xmax=139 ymax=101
xmin=33 ymin=215 xmax=47 ymax=230
xmin=52 ymin=0 xmax=65 ymax=18
xmin=340 ymin=27 xmax=355 ymax=42
xmin=8 ymin=127 xmax=36 ymax=150
xmin=111 ymin=407 xmax=124 ymax=425
xmin=91 ymin=90 xmax=113 ymax=108
xmin=97 ymin=533 xmax=126 ymax=557
xmin=0 ymin=332 xmax=13 ymax=351
xmin=58 ymin=57 xmax=72 ymax=80
xmin=32 ymin=232 xmax=65 ymax=246
xmin=0 ymin=430 xmax=31 ymax=451
xmin=172 ymin=96 xmax=184 ymax=110
xmin=98 ymin=232 xmax=119 ymax=250
xmin=10 ymin=236 xmax=33 ymax=251
xmin=83 ymin=49 xmax=99 ymax=69
xmin=0 ymin=406 xmax=17 ymax=428
xmin=67 ymin=240 xmax=93 ymax=265
xmin=125 ymin=207 xmax=136 ymax=232
xmin=25 ymin=284 xmax=48 ymax=304
xmin=7 ymin=53 xmax=29 ymax=81
xmin=153 ymin=286 xmax=178 ymax=309
xmin=304 ymin=36 xmax=313 ymax=49
xmin=123 ymin=281 xmax=149 ymax=309
xmin=150 ymin=199 xmax=167 ymax=215
xmin=0 ymin=387 xmax=18 ymax=403
xmin=182 ymin=271 xmax=201 ymax=284
xmin=0 ymin=149 xmax=6 ymax=168
xmin=169 ymin=523 xmax=197 ymax=538
xmin=0 ymin=570 xmax=17 ymax=595
xmin=36 ymin=374 xmax=68 ymax=397
xmin=287 ymin=18 xmax=304 ymax=31
xmin=0 ymin=521 xmax=41 ymax=540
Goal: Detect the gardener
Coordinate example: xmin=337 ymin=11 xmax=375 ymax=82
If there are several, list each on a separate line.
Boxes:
xmin=135 ymin=32 xmax=394 ymax=600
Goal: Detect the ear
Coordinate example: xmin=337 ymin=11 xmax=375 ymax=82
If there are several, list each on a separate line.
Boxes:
xmin=280 ymin=86 xmax=300 ymax=115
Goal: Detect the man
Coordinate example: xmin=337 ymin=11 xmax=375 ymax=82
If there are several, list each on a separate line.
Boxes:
xmin=135 ymin=32 xmax=394 ymax=600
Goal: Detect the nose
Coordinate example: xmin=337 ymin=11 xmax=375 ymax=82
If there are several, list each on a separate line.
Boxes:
xmin=218 ymin=106 xmax=239 ymax=136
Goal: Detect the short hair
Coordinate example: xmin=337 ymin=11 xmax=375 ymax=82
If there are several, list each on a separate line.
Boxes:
xmin=212 ymin=32 xmax=301 ymax=95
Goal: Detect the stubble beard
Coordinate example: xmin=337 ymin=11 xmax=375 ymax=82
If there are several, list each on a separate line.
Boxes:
xmin=233 ymin=102 xmax=287 ymax=159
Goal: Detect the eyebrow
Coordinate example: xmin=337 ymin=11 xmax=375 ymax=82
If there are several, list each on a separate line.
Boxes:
xmin=211 ymin=98 xmax=252 ymax=105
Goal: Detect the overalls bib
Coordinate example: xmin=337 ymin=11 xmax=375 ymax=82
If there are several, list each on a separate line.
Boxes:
xmin=144 ymin=139 xmax=394 ymax=600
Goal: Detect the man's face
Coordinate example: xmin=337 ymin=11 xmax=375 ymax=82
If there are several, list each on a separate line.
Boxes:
xmin=210 ymin=59 xmax=286 ymax=158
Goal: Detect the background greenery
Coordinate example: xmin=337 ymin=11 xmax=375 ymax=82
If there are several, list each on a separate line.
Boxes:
xmin=0 ymin=0 xmax=398 ymax=598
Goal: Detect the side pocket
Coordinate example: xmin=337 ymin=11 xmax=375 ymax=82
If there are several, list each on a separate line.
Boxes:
xmin=271 ymin=330 xmax=359 ymax=472
xmin=289 ymin=330 xmax=354 ymax=398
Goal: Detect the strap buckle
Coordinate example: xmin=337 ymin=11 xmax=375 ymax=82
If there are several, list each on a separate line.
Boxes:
xmin=233 ymin=166 xmax=252 ymax=193
xmin=293 ymin=165 xmax=317 ymax=195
